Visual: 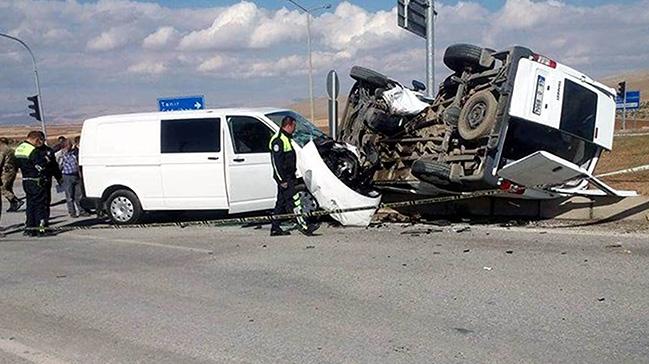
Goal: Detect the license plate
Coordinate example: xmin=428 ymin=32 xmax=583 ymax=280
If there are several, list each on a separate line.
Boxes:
xmin=533 ymin=75 xmax=545 ymax=115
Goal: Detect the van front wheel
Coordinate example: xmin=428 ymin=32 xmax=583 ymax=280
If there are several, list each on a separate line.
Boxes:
xmin=106 ymin=190 xmax=143 ymax=225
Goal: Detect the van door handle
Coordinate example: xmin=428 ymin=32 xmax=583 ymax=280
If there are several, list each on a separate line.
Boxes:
xmin=233 ymin=158 xmax=245 ymax=162
xmin=207 ymin=157 xmax=219 ymax=160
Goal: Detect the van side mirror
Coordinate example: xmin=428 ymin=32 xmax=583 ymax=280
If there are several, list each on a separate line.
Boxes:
xmin=412 ymin=80 xmax=426 ymax=92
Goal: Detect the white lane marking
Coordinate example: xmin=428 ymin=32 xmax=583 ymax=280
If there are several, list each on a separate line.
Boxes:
xmin=68 ymin=233 xmax=214 ymax=254
xmin=0 ymin=337 xmax=69 ymax=364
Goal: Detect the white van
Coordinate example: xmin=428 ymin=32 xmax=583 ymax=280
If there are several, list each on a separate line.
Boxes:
xmin=79 ymin=108 xmax=341 ymax=224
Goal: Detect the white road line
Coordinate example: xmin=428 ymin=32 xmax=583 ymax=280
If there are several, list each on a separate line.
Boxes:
xmin=68 ymin=233 xmax=214 ymax=254
xmin=0 ymin=337 xmax=68 ymax=364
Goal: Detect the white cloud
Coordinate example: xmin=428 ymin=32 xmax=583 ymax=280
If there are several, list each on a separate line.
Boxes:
xmin=143 ymin=26 xmax=179 ymax=49
xmin=127 ymin=61 xmax=167 ymax=75
xmin=198 ymin=55 xmax=229 ymax=72
xmin=87 ymin=27 xmax=131 ymax=51
xmin=178 ymin=1 xmax=260 ymax=51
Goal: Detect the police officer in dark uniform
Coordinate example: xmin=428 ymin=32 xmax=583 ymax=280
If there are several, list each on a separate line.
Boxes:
xmin=36 ymin=131 xmax=62 ymax=226
xmin=269 ymin=116 xmax=317 ymax=237
xmin=14 ymin=131 xmax=50 ymax=236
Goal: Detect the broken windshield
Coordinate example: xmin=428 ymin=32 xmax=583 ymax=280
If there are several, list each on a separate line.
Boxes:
xmin=265 ymin=110 xmax=326 ymax=147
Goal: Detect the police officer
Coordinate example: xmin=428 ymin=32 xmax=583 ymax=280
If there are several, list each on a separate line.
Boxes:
xmin=36 ymin=131 xmax=62 ymax=226
xmin=0 ymin=137 xmax=23 ymax=212
xmin=269 ymin=116 xmax=317 ymax=236
xmin=15 ymin=131 xmax=50 ymax=236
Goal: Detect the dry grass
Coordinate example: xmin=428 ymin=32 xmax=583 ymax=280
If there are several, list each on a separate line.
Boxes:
xmin=597 ymin=135 xmax=649 ymax=195
xmin=0 ymin=124 xmax=81 ymax=146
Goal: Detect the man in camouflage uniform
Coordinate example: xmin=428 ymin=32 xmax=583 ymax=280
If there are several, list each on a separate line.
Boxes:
xmin=0 ymin=137 xmax=24 ymax=212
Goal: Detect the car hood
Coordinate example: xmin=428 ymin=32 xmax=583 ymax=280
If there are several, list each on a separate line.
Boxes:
xmin=297 ymin=141 xmax=381 ymax=227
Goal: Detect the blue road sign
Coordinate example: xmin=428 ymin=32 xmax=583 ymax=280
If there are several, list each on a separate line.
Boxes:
xmin=158 ymin=95 xmax=205 ymax=112
xmin=616 ymin=90 xmax=640 ymax=110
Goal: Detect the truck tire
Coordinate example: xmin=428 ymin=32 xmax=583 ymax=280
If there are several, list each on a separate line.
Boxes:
xmin=349 ymin=66 xmax=390 ymax=88
xmin=106 ymin=189 xmax=143 ymax=225
xmin=411 ymin=159 xmax=452 ymax=185
xmin=458 ymin=90 xmax=498 ymax=141
xmin=443 ymin=44 xmax=487 ymax=73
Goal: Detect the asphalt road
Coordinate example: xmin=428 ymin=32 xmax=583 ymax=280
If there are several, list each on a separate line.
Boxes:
xmin=0 ymin=192 xmax=648 ymax=363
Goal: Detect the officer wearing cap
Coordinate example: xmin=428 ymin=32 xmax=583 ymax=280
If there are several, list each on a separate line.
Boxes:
xmin=269 ymin=116 xmax=317 ymax=236
xmin=14 ymin=131 xmax=50 ymax=236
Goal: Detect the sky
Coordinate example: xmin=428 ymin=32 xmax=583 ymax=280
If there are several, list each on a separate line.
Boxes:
xmin=1 ymin=0 xmax=648 ymax=124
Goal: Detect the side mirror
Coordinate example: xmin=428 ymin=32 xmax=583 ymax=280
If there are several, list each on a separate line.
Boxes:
xmin=412 ymin=80 xmax=426 ymax=92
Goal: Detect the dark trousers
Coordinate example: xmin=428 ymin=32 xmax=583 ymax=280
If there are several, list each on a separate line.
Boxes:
xmin=271 ymin=180 xmax=306 ymax=232
xmin=62 ymin=174 xmax=81 ymax=215
xmin=23 ymin=180 xmax=47 ymax=229
xmin=44 ymin=179 xmax=52 ymax=226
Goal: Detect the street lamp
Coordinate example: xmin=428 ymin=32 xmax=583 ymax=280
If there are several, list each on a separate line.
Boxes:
xmin=0 ymin=32 xmax=47 ymax=138
xmin=286 ymin=0 xmax=332 ymax=123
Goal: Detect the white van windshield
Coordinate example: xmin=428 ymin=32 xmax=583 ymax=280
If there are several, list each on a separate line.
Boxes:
xmin=266 ymin=111 xmax=326 ymax=147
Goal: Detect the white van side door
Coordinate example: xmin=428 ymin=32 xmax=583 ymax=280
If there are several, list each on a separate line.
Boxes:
xmin=160 ymin=117 xmax=228 ymax=209
xmin=224 ymin=115 xmax=277 ymax=213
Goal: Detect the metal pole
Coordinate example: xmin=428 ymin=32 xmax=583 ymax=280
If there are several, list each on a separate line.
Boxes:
xmin=306 ymin=13 xmax=315 ymax=123
xmin=622 ymin=92 xmax=627 ymax=130
xmin=0 ymin=33 xmax=47 ymax=138
xmin=425 ymin=0 xmax=435 ymax=97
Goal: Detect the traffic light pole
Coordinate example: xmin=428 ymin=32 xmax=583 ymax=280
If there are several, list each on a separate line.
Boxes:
xmin=622 ymin=93 xmax=627 ymax=130
xmin=0 ymin=33 xmax=47 ymax=138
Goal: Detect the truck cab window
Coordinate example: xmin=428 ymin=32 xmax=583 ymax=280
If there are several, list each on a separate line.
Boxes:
xmin=227 ymin=116 xmax=273 ymax=154
xmin=161 ymin=118 xmax=220 ymax=153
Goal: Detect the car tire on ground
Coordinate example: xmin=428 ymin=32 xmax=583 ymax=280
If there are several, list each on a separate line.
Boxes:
xmin=411 ymin=159 xmax=452 ymax=185
xmin=458 ymin=90 xmax=498 ymax=141
xmin=443 ymin=44 xmax=489 ymax=73
xmin=349 ymin=66 xmax=390 ymax=88
xmin=106 ymin=189 xmax=143 ymax=225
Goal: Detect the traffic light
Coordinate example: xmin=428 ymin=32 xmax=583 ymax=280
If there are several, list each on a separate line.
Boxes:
xmin=27 ymin=95 xmax=41 ymax=121
xmin=617 ymin=81 xmax=626 ymax=99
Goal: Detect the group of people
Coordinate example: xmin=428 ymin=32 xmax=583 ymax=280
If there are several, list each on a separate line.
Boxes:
xmin=5 ymin=131 xmax=87 ymax=237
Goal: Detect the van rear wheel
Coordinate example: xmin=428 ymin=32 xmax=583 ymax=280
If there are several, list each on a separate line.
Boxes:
xmin=106 ymin=190 xmax=143 ymax=225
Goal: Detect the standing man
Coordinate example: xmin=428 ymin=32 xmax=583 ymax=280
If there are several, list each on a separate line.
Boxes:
xmin=14 ymin=131 xmax=49 ymax=236
xmin=59 ymin=139 xmax=84 ymax=217
xmin=36 ymin=131 xmax=62 ymax=227
xmin=0 ymin=137 xmax=24 ymax=212
xmin=269 ymin=116 xmax=317 ymax=237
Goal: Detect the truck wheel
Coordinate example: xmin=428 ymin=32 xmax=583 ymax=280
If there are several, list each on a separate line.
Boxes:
xmin=411 ymin=159 xmax=452 ymax=186
xmin=349 ymin=66 xmax=390 ymax=88
xmin=458 ymin=90 xmax=498 ymax=141
xmin=106 ymin=190 xmax=143 ymax=225
xmin=443 ymin=44 xmax=488 ymax=73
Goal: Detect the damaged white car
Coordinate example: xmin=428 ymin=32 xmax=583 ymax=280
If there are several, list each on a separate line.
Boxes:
xmin=334 ymin=44 xmax=631 ymax=199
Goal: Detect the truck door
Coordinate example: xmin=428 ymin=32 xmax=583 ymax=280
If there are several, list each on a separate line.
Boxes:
xmin=224 ymin=115 xmax=277 ymax=213
xmin=160 ymin=117 xmax=227 ymax=209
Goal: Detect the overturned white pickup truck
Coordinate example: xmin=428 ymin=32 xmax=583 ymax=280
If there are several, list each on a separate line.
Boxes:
xmin=332 ymin=44 xmax=632 ymax=199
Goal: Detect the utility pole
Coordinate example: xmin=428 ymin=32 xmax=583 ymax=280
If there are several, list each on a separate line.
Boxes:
xmin=425 ymin=0 xmax=435 ymax=97
xmin=285 ymin=1 xmax=331 ymax=122
xmin=0 ymin=33 xmax=47 ymax=138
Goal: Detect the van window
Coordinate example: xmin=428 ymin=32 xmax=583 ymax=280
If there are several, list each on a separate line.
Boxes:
xmin=227 ymin=116 xmax=273 ymax=154
xmin=161 ymin=118 xmax=220 ymax=153
xmin=503 ymin=118 xmax=598 ymax=167
xmin=560 ymin=79 xmax=597 ymax=141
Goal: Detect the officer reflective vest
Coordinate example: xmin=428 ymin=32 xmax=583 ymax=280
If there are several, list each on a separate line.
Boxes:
xmin=14 ymin=142 xmax=47 ymax=179
xmin=269 ymin=130 xmax=297 ymax=183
